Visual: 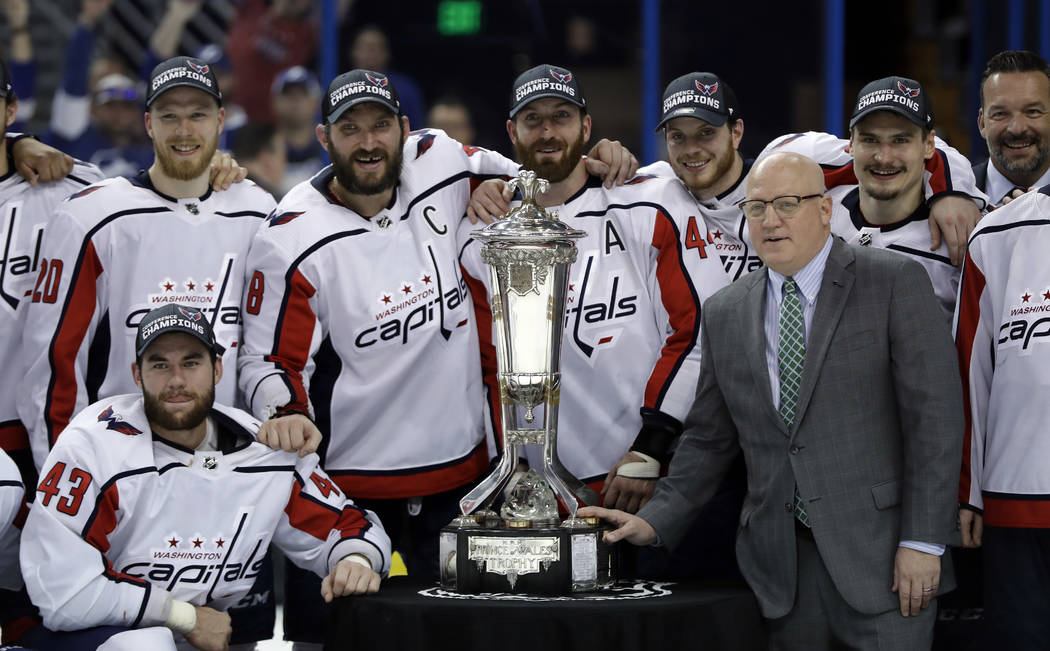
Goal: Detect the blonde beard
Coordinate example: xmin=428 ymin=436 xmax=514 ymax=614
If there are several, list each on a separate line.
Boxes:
xmin=154 ymin=137 xmax=218 ymax=182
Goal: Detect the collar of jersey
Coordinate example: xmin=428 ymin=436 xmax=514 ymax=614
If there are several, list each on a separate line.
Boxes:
xmin=128 ymin=169 xmax=214 ymax=204
xmin=842 ymin=186 xmax=929 ymax=233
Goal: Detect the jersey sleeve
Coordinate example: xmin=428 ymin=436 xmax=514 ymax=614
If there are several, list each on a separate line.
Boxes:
xmin=238 ymin=226 xmax=324 ymax=420
xmin=0 ymin=450 xmax=27 ymax=591
xmin=273 ymin=454 xmax=392 ymax=578
xmin=428 ymin=129 xmax=521 ymax=180
xmin=954 ymin=227 xmax=994 ymax=511
xmin=19 ymin=436 xmax=170 ymax=631
xmin=927 ymin=136 xmax=988 ymax=208
xmin=19 ymin=206 xmax=102 ymax=471
xmin=636 ymin=208 xmax=702 ymax=445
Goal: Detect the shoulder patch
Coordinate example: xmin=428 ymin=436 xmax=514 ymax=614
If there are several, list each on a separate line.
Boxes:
xmin=462 ymin=144 xmax=486 ymax=157
xmin=69 ymin=185 xmax=104 ymax=200
xmin=267 ymin=210 xmax=305 ymax=227
xmin=625 ymin=174 xmax=657 ymax=185
xmin=415 ymin=133 xmax=437 ymax=159
xmin=98 ymin=406 xmax=142 ymax=436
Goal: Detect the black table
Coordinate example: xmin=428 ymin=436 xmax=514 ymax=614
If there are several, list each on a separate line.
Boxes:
xmin=327 ymin=576 xmax=767 ymax=651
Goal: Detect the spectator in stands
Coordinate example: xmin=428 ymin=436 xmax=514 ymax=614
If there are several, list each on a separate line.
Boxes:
xmin=426 ymin=96 xmax=476 ymax=146
xmin=3 ymin=0 xmax=33 ymax=130
xmin=232 ymin=122 xmax=287 ymax=198
xmin=270 ymin=65 xmax=326 ymax=196
xmin=226 ymin=0 xmax=317 ymax=123
xmin=349 ymin=25 xmax=426 ymax=128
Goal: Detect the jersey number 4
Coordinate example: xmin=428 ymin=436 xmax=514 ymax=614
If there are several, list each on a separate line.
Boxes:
xmin=684 ymin=217 xmax=709 ymax=259
xmin=38 ymin=461 xmax=92 ymax=516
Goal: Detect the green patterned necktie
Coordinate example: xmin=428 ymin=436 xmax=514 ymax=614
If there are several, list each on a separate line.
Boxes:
xmin=778 ymin=277 xmax=810 ymax=527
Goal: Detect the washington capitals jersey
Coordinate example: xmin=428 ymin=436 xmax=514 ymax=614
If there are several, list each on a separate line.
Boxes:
xmin=20 ymin=395 xmax=391 ymax=632
xmin=238 ymin=129 xmax=520 ymax=499
xmin=459 ymin=175 xmax=730 ymax=485
xmin=763 ymin=131 xmax=965 ymax=318
xmin=0 ymin=162 xmax=103 ymax=458
xmin=19 ymin=173 xmax=275 ymax=470
xmin=0 ymin=448 xmax=25 ymax=591
xmin=955 ymin=187 xmax=1050 ymax=527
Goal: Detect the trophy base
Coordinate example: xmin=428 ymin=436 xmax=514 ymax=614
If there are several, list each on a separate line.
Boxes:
xmin=438 ymin=523 xmax=618 ymax=595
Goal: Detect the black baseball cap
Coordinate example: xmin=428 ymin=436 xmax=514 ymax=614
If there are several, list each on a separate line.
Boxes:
xmin=655 ymin=72 xmax=738 ymax=132
xmin=135 ymin=304 xmax=225 ymax=359
xmin=322 ymin=69 xmax=401 ymax=124
xmin=272 ymin=66 xmax=321 ymax=96
xmin=146 ymin=56 xmax=222 ymax=108
xmin=849 ymin=76 xmax=934 ymax=130
xmin=508 ymin=64 xmax=586 ymax=118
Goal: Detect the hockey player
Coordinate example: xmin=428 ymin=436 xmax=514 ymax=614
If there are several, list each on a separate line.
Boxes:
xmin=0 ymin=448 xmax=25 ymax=593
xmin=459 ymin=64 xmax=730 ymax=514
xmin=762 ymin=76 xmax=968 ymax=319
xmin=16 ymin=303 xmax=390 ymax=651
xmin=20 ymin=56 xmax=276 ymax=472
xmin=238 ymin=68 xmax=637 ymax=647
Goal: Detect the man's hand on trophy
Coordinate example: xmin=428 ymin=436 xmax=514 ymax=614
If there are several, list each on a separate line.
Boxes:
xmin=584 ymin=138 xmax=640 ymax=188
xmin=577 ymin=506 xmax=657 ymax=546
xmin=466 ymin=178 xmax=513 ymax=224
xmin=257 ymin=413 xmax=321 ymax=457
xmin=602 ymin=450 xmax=659 ymax=513
xmin=322 ymin=554 xmax=381 ymax=602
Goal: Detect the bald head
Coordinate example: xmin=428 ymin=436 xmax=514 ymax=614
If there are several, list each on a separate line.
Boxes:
xmin=745 ymin=152 xmax=832 ymax=276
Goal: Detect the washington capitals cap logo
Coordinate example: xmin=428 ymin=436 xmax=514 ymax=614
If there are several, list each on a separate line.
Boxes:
xmin=896 ymin=80 xmax=920 ymax=98
xmin=177 ymin=306 xmax=202 ymax=321
xmin=187 ymin=60 xmax=210 ymax=75
xmin=551 ymin=69 xmax=573 ymax=83
xmin=365 ymin=72 xmax=388 ymax=87
xmin=696 ymin=80 xmax=719 ymax=95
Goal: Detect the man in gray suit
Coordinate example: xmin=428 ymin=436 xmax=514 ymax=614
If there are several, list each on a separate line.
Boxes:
xmin=580 ymin=152 xmax=963 ymax=650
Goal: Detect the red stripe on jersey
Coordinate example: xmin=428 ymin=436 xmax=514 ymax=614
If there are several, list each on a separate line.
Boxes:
xmin=83 ymin=482 xmax=147 ymax=586
xmin=955 ymin=255 xmax=987 ymax=505
xmin=267 ymin=269 xmax=317 ymax=414
xmin=462 ymin=266 xmax=502 ymax=449
xmin=1 ymin=615 xmax=41 ymax=645
xmin=981 ymin=495 xmax=1050 ymax=528
xmin=822 ymin=162 xmax=858 ymax=188
xmin=47 ymin=241 xmax=103 ymax=446
xmin=330 ymin=442 xmax=488 ymax=499
xmin=0 ymin=422 xmax=29 ymax=451
xmin=925 ymin=150 xmax=949 ymax=195
xmin=13 ymin=499 xmax=27 ymax=529
xmin=644 ymin=211 xmax=699 ymax=409
xmin=284 ymin=479 xmax=368 ymax=541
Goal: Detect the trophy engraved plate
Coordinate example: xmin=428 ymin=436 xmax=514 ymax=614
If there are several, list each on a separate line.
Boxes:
xmin=440 ymin=171 xmax=618 ymax=594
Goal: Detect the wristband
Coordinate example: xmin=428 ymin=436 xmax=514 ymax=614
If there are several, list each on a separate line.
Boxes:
xmin=615 ymin=451 xmax=660 ymax=479
xmin=344 ymin=553 xmax=372 ymax=569
xmin=164 ymin=600 xmax=197 ymax=635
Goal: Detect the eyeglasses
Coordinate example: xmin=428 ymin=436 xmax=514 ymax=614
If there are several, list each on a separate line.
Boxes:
xmin=737 ymin=194 xmax=822 ymax=221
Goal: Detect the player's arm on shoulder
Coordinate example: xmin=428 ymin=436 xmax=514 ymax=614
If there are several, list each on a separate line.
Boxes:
xmin=9 ymin=134 xmax=74 ymax=185
xmin=207 ymin=149 xmax=247 ymax=191
xmin=584 ymin=138 xmax=639 ymax=187
xmin=256 ymin=412 xmax=321 ymax=457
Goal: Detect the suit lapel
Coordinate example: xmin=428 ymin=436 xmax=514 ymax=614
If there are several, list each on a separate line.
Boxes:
xmin=741 ymin=270 xmax=788 ymax=436
xmin=791 ymin=238 xmax=855 ymax=436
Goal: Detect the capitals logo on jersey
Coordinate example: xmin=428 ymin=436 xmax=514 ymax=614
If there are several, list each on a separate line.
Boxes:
xmin=1000 ymin=285 xmax=1050 ymax=353
xmin=126 ymin=254 xmax=242 ymax=333
xmin=266 ymin=210 xmax=305 ymax=228
xmin=365 ymin=72 xmax=388 ymax=87
xmin=696 ymin=80 xmax=718 ymax=95
xmin=415 ymin=132 xmax=437 ymax=159
xmin=97 ymin=406 xmax=142 ymax=436
xmin=897 ymin=80 xmax=920 ymax=98
xmin=0 ymin=202 xmax=45 ymax=311
xmin=69 ymin=185 xmax=104 ymax=201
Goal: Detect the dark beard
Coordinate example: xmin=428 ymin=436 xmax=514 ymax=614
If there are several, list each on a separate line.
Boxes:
xmin=515 ymin=132 xmax=586 ymax=184
xmin=143 ymin=384 xmax=214 ymax=432
xmin=993 ymin=136 xmax=1050 ymax=176
xmin=330 ymin=145 xmax=403 ymax=195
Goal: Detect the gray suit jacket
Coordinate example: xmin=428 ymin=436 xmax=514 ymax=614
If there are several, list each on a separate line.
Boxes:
xmin=637 ymin=236 xmax=963 ymax=618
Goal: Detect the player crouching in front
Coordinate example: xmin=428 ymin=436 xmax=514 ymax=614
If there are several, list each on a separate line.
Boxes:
xmin=16 ymin=304 xmax=390 ymax=651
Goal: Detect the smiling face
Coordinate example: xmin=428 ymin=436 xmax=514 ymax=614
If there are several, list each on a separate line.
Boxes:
xmin=849 ymin=111 xmax=934 ymax=203
xmin=133 ymin=332 xmax=221 ymax=439
xmin=979 ymin=70 xmax=1050 ymax=186
xmin=507 ymin=97 xmax=590 ymax=183
xmin=319 ymin=101 xmax=408 ymax=196
xmin=145 ymin=86 xmax=224 ymax=182
xmin=746 ymin=152 xmax=832 ymax=277
xmin=664 ymin=116 xmax=743 ymax=200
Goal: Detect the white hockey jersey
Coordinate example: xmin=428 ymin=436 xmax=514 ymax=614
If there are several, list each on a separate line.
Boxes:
xmin=20 ymin=394 xmax=390 ymax=632
xmin=955 ymin=186 xmax=1050 ymax=527
xmin=238 ymin=129 xmax=520 ymax=499
xmin=0 ymin=162 xmax=103 ymax=456
xmin=19 ymin=172 xmax=275 ymax=470
xmin=0 ymin=448 xmax=25 ymax=591
xmin=459 ymin=174 xmax=731 ymax=485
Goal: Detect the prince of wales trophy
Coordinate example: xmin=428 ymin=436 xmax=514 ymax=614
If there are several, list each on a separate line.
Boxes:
xmin=439 ymin=171 xmax=617 ymax=594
